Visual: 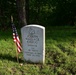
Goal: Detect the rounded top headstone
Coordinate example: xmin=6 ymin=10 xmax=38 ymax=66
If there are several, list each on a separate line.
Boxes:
xmin=21 ymin=24 xmax=45 ymax=64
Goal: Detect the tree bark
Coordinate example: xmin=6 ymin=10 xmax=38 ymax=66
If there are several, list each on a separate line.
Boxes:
xmin=16 ymin=0 xmax=27 ymax=27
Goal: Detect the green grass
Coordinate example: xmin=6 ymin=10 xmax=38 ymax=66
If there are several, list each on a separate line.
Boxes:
xmin=0 ymin=26 xmax=76 ymax=75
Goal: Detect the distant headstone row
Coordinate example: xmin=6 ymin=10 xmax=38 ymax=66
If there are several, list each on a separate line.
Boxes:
xmin=21 ymin=25 xmax=45 ymax=64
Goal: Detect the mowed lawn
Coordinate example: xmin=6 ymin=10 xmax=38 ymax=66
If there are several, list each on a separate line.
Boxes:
xmin=0 ymin=26 xmax=76 ymax=75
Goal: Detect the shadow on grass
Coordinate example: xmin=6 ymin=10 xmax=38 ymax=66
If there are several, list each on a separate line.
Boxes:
xmin=0 ymin=29 xmax=21 ymax=40
xmin=0 ymin=53 xmax=24 ymax=63
xmin=46 ymin=27 xmax=76 ymax=42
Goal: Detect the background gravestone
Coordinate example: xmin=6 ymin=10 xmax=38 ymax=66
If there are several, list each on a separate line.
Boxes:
xmin=21 ymin=25 xmax=45 ymax=64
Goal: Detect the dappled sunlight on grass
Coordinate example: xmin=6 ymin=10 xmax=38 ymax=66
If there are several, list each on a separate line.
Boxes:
xmin=0 ymin=27 xmax=76 ymax=74
xmin=45 ymin=26 xmax=76 ymax=74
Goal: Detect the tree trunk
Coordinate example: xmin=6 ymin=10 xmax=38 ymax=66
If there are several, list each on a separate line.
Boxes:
xmin=16 ymin=0 xmax=27 ymax=27
xmin=35 ymin=1 xmax=40 ymax=24
xmin=25 ymin=0 xmax=29 ymax=24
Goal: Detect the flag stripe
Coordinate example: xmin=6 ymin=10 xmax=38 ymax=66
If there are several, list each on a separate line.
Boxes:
xmin=12 ymin=23 xmax=22 ymax=53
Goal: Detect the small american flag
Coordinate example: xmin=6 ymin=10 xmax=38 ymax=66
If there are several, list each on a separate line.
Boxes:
xmin=12 ymin=23 xmax=22 ymax=53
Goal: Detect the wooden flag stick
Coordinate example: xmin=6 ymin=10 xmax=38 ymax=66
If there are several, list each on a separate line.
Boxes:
xmin=11 ymin=15 xmax=13 ymax=23
xmin=11 ymin=15 xmax=19 ymax=63
xmin=15 ymin=43 xmax=19 ymax=63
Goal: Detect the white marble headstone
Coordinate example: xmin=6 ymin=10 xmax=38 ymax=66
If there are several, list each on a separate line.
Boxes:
xmin=21 ymin=24 xmax=45 ymax=64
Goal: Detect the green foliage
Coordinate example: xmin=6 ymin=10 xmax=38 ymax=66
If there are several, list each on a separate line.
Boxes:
xmin=29 ymin=0 xmax=76 ymax=26
xmin=0 ymin=0 xmax=76 ymax=27
xmin=0 ymin=26 xmax=76 ymax=75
